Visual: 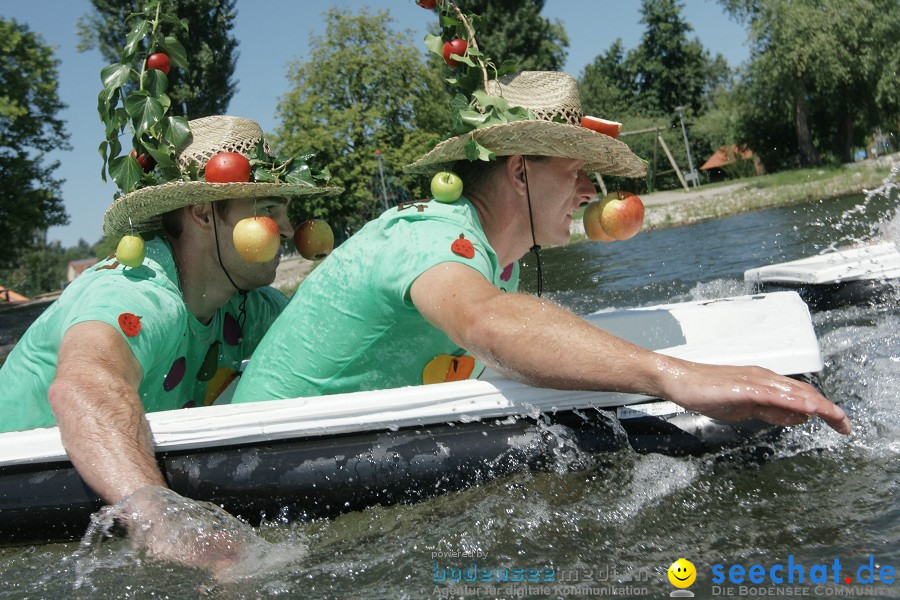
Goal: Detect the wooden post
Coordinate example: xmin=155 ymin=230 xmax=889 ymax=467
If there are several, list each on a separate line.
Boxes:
xmin=657 ymin=133 xmax=690 ymax=192
xmin=652 ymin=128 xmax=660 ymax=192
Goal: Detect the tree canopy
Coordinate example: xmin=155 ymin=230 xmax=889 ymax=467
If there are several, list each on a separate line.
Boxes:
xmin=77 ymin=0 xmax=239 ymax=117
xmin=274 ymin=7 xmax=448 ymax=235
xmin=0 ymin=18 xmax=70 ymax=270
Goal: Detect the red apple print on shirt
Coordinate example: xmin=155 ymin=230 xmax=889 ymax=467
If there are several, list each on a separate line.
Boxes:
xmin=118 ymin=312 xmax=142 ymax=337
xmin=451 ymin=234 xmax=475 ymax=259
xmin=500 ymin=263 xmax=514 ymax=282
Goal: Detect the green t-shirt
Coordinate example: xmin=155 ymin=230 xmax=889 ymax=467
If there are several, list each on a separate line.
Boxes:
xmin=232 ymin=197 xmax=518 ymax=402
xmin=0 ymin=238 xmax=287 ymax=432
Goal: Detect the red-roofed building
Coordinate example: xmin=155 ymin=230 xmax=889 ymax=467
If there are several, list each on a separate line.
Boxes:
xmin=701 ymin=145 xmax=764 ymax=181
xmin=67 ymin=258 xmax=98 ymax=283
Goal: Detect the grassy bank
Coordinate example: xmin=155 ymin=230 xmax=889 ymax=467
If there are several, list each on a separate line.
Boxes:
xmin=642 ymin=161 xmax=895 ymax=231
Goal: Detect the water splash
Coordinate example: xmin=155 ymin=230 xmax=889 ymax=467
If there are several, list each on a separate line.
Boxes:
xmin=71 ymin=486 xmax=308 ymax=588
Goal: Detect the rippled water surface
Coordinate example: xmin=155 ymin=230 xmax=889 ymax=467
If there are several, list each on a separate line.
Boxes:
xmin=2 ymin=181 xmax=898 ymax=599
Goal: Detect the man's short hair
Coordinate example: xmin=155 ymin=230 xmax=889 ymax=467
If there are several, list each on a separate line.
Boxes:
xmin=161 ymin=200 xmax=234 ymax=239
xmin=452 ymin=155 xmax=549 ymax=197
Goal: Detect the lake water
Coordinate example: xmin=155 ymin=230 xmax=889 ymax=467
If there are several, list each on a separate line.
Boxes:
xmin=1 ymin=176 xmax=898 ymax=599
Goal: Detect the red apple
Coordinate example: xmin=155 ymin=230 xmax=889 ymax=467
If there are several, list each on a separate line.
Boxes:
xmin=130 ymin=149 xmax=155 ymax=173
xmin=205 ymin=152 xmax=251 ymax=183
xmin=582 ymin=200 xmax=616 ymax=242
xmin=416 ymin=0 xmax=437 ymax=8
xmin=233 ymin=216 xmax=280 ymax=262
xmin=442 ymin=39 xmax=468 ymax=68
xmin=598 ymin=191 xmax=644 ymax=240
xmin=146 ymin=52 xmax=171 ymax=76
xmin=293 ymin=219 xmax=334 ymax=260
xmin=581 ymin=116 xmax=622 ymax=139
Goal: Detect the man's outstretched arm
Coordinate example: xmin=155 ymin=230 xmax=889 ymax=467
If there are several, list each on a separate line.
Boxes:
xmin=410 ymin=262 xmax=850 ymax=434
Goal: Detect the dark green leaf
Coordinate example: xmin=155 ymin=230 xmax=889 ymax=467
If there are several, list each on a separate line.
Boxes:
xmin=162 ymin=116 xmax=191 ymax=150
xmin=100 ymin=63 xmax=132 ymax=96
xmin=124 ymin=20 xmax=149 ymax=57
xmin=496 ymin=59 xmax=518 ymax=77
xmin=450 ymin=53 xmax=476 ymax=68
xmin=145 ymin=144 xmax=175 ymax=169
xmin=98 ymin=141 xmax=109 ymax=183
xmin=141 ymin=68 xmax=168 ymax=97
xmin=472 ymin=91 xmax=509 ymax=111
xmin=158 ymin=36 xmax=188 ymax=70
xmin=439 ymin=15 xmax=461 ymax=28
xmin=124 ymin=92 xmax=165 ymax=133
xmin=109 ymin=154 xmax=144 ymax=194
xmin=251 ymin=167 xmax=277 ymax=183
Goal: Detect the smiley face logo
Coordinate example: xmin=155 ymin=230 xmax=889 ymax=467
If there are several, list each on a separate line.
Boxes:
xmin=667 ymin=558 xmax=696 ymax=588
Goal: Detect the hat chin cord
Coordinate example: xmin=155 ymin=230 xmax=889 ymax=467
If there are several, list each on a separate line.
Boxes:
xmin=211 ymin=202 xmax=249 ymax=329
xmin=522 ymin=158 xmax=543 ymax=298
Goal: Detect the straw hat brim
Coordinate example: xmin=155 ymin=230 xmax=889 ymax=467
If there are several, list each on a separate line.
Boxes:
xmin=103 ymin=180 xmax=343 ymax=236
xmin=405 ymin=120 xmax=647 ymax=177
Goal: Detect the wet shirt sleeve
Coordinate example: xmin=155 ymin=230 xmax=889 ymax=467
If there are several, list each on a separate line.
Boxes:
xmin=373 ymin=216 xmax=495 ymax=307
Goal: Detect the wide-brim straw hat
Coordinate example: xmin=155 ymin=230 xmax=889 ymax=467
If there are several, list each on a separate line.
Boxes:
xmin=405 ymin=71 xmax=647 ymax=177
xmin=103 ymin=115 xmax=343 ymax=236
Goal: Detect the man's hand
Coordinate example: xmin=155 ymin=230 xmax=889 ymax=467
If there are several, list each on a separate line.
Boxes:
xmin=658 ymin=361 xmax=851 ymax=434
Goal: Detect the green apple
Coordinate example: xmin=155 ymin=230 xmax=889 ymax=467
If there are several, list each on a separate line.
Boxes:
xmin=293 ymin=219 xmax=334 ymax=260
xmin=116 ymin=234 xmax=145 ymax=267
xmin=431 ymin=171 xmax=463 ymax=203
xmin=232 ymin=216 xmax=280 ymax=262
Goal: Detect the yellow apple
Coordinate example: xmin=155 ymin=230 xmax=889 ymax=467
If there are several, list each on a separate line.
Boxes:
xmin=232 ymin=216 xmax=280 ymax=262
xmin=293 ymin=219 xmax=334 ymax=260
xmin=582 ymin=200 xmax=616 ymax=242
xmin=116 ymin=234 xmax=145 ymax=267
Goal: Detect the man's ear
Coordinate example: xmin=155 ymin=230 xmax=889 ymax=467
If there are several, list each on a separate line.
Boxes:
xmin=185 ymin=202 xmax=214 ymax=229
xmin=506 ymin=155 xmax=528 ymax=194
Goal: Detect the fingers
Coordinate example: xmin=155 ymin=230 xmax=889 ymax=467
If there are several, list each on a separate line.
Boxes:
xmin=747 ymin=375 xmax=851 ymax=435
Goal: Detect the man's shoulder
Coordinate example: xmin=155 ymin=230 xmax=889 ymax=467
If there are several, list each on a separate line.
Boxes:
xmin=245 ymin=286 xmax=289 ymax=312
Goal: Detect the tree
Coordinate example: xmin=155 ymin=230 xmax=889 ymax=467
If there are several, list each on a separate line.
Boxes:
xmin=720 ymin=0 xmax=900 ymax=168
xmin=77 ymin=0 xmax=238 ymax=117
xmin=275 ymin=7 xmax=448 ymax=234
xmin=628 ymin=0 xmax=717 ymax=118
xmin=0 ymin=19 xmax=70 ymax=270
xmin=455 ymin=0 xmax=569 ymax=72
xmin=578 ymin=40 xmax=635 ymax=120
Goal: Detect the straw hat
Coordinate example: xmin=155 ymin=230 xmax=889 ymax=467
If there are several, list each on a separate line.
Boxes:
xmin=405 ymin=71 xmax=646 ymax=177
xmin=103 ymin=115 xmax=343 ymax=236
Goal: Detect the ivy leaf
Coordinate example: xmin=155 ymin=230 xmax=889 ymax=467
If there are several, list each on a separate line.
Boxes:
xmin=496 ymin=59 xmax=518 ymax=77
xmin=439 ymin=14 xmax=461 ymax=27
xmin=459 ymin=109 xmax=491 ymax=129
xmin=123 ymin=20 xmax=149 ymax=57
xmin=464 ymin=139 xmax=495 ymax=162
xmin=472 ymin=91 xmax=509 ymax=112
xmin=158 ymin=14 xmax=189 ymax=33
xmin=158 ymin=36 xmax=188 ymax=70
xmin=449 ymin=53 xmax=476 ymax=68
xmin=141 ymin=68 xmax=168 ymax=97
xmin=251 ymin=165 xmax=277 ymax=183
xmin=284 ymin=162 xmax=315 ymax=185
xmin=161 ymin=116 xmax=191 ymax=150
xmin=109 ymin=154 xmax=144 ymax=194
xmin=124 ymin=91 xmax=164 ymax=133
xmin=100 ymin=63 xmax=132 ymax=100
xmin=98 ymin=141 xmax=109 ymax=182
xmin=144 ymin=143 xmax=175 ymax=169
xmin=424 ymin=33 xmax=444 ymax=57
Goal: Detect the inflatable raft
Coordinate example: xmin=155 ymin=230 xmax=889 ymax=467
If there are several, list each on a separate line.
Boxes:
xmin=0 ymin=292 xmax=823 ymax=545
xmin=744 ymin=241 xmax=900 ymax=309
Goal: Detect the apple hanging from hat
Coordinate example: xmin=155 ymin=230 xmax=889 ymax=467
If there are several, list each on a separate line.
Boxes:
xmin=293 ymin=219 xmax=334 ymax=260
xmin=583 ymin=191 xmax=644 ymax=241
xmin=233 ymin=216 xmax=281 ymax=262
xmin=431 ymin=171 xmax=463 ymax=203
xmin=116 ymin=234 xmax=146 ymax=267
xmin=130 ymin=149 xmax=156 ymax=173
xmin=442 ymin=38 xmax=468 ymax=68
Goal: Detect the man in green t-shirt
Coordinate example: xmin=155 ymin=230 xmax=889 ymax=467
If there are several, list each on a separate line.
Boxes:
xmin=0 ymin=115 xmax=340 ymax=566
xmin=233 ymin=72 xmax=850 ymax=437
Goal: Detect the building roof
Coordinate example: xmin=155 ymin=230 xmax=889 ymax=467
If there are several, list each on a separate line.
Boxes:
xmin=701 ymin=145 xmax=754 ymax=170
